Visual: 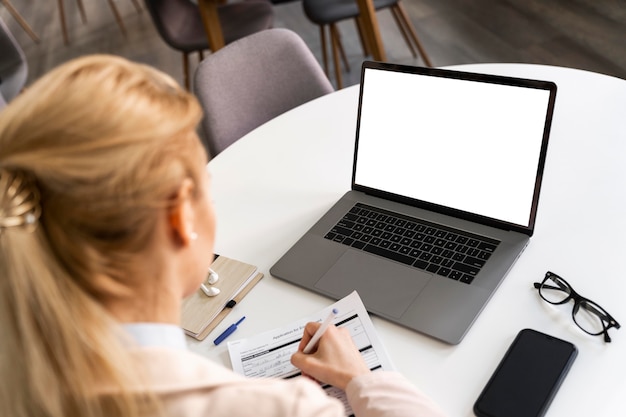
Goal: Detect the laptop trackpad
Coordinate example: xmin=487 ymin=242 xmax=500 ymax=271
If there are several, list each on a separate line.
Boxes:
xmin=314 ymin=250 xmax=431 ymax=318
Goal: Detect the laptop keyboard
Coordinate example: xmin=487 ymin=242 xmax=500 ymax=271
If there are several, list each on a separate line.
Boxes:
xmin=324 ymin=203 xmax=500 ymax=284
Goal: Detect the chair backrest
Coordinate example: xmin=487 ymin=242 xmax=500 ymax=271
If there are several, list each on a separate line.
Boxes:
xmin=194 ymin=28 xmax=334 ymax=157
xmin=143 ymin=0 xmax=207 ymax=52
xmin=0 ymin=15 xmax=28 ymax=104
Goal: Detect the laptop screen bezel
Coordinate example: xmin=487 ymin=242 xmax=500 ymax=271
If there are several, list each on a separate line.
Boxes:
xmin=351 ymin=61 xmax=557 ymax=236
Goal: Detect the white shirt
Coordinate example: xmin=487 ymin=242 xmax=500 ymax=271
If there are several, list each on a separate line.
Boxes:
xmin=122 ymin=322 xmax=188 ymax=350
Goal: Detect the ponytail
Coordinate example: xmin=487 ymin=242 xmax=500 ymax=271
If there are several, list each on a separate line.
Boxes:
xmin=0 ymin=55 xmax=203 ymax=417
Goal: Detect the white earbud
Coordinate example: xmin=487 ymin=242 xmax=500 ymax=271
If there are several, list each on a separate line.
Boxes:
xmin=200 ymin=283 xmax=220 ymax=297
xmin=200 ymin=269 xmax=220 ymax=297
xmin=207 ymin=268 xmax=219 ymax=284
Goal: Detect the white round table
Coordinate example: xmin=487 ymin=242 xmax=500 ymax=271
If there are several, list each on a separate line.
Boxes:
xmin=189 ymin=64 xmax=626 ymax=417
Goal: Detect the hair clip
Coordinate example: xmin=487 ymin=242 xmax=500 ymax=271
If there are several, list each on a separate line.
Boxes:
xmin=0 ymin=169 xmax=41 ymax=233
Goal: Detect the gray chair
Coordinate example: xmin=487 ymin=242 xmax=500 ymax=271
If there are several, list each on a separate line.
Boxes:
xmin=303 ymin=0 xmax=432 ymax=89
xmin=143 ymin=0 xmax=274 ymax=90
xmin=194 ymin=28 xmax=334 ymax=158
xmin=0 ymin=15 xmax=28 ymax=108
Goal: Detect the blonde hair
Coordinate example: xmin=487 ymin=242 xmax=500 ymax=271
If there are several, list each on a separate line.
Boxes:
xmin=0 ymin=55 xmax=204 ymax=417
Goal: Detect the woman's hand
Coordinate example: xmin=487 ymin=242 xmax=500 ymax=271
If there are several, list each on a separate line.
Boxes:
xmin=291 ymin=322 xmax=371 ymax=390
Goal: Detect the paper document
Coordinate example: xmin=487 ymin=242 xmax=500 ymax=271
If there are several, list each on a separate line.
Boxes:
xmin=227 ymin=291 xmax=395 ymax=416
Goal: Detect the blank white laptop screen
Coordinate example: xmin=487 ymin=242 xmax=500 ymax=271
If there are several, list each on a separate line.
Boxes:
xmin=354 ymin=68 xmax=552 ymax=228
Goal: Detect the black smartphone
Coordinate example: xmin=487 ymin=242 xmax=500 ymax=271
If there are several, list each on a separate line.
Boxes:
xmin=474 ymin=329 xmax=577 ymax=417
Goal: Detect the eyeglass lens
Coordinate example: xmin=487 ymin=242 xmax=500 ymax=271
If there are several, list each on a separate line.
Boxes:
xmin=538 ymin=273 xmax=571 ymax=303
xmin=539 ymin=273 xmax=608 ymax=335
xmin=573 ymin=300 xmax=608 ymax=335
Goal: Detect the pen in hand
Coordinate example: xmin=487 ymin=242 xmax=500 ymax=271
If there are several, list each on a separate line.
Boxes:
xmin=302 ymin=308 xmax=339 ymax=354
xmin=214 ymin=316 xmax=246 ymax=345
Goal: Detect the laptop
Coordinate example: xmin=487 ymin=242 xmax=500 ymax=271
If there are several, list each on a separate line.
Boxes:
xmin=270 ymin=61 xmax=557 ymax=344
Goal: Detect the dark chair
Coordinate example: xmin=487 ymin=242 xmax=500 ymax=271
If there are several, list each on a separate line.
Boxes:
xmin=194 ymin=28 xmax=334 ymax=158
xmin=0 ymin=15 xmax=28 ymax=108
xmin=143 ymin=0 xmax=274 ymax=90
xmin=303 ymin=0 xmax=432 ymax=88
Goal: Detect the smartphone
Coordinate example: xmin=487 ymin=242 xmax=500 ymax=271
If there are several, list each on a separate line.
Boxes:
xmin=474 ymin=328 xmax=577 ymax=417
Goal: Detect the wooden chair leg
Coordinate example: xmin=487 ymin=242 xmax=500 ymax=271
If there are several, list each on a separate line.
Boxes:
xmin=390 ymin=6 xmax=416 ymax=57
xmin=75 ymin=0 xmax=87 ymax=24
xmin=330 ymin=24 xmax=350 ymax=73
xmin=106 ymin=0 xmax=128 ymax=36
xmin=182 ymin=53 xmax=190 ymax=91
xmin=1 ymin=0 xmax=40 ymax=42
xmin=56 ymin=0 xmax=70 ymax=45
xmin=329 ymin=23 xmax=343 ymax=89
xmin=319 ymin=25 xmax=330 ymax=77
xmin=354 ymin=17 xmax=370 ymax=57
xmin=393 ymin=3 xmax=432 ymax=67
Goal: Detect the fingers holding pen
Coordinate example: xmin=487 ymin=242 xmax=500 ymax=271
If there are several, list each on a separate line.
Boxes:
xmin=297 ymin=321 xmax=322 ymax=352
xmin=291 ymin=322 xmax=370 ymax=391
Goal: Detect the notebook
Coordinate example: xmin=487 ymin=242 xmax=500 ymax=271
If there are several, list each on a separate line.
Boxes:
xmin=182 ymin=254 xmax=263 ymax=340
xmin=270 ymin=62 xmax=557 ymax=344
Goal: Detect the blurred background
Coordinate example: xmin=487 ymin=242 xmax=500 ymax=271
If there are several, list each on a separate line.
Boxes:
xmin=2 ymin=0 xmax=624 ymax=91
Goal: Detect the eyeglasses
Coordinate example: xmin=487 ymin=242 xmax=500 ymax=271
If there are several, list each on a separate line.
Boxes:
xmin=534 ymin=271 xmax=621 ymax=342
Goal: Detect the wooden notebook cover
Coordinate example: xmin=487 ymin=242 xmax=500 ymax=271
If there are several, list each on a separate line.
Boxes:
xmin=181 ymin=255 xmax=261 ymax=340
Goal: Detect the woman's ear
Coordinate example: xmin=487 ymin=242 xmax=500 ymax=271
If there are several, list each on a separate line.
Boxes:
xmin=168 ymin=178 xmax=196 ymax=246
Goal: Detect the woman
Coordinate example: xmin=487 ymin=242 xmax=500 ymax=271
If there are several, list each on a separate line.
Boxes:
xmin=0 ymin=55 xmax=446 ymax=417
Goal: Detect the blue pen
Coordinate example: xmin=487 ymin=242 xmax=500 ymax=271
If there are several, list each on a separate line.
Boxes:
xmin=213 ymin=316 xmax=246 ymax=345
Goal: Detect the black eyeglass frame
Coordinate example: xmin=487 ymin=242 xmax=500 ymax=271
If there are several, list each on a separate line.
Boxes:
xmin=534 ymin=271 xmax=621 ymax=342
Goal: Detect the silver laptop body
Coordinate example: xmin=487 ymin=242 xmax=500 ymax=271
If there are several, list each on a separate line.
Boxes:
xmin=271 ymin=62 xmax=557 ymax=344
